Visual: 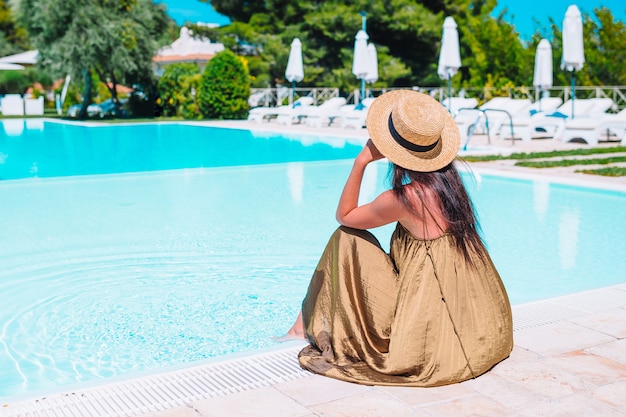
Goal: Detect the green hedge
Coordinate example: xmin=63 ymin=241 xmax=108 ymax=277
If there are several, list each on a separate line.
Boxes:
xmin=0 ymin=70 xmax=31 ymax=95
xmin=197 ymin=50 xmax=250 ymax=120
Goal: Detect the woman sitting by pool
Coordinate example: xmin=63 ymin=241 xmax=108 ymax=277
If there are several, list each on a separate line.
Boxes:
xmin=279 ymin=90 xmax=513 ymax=386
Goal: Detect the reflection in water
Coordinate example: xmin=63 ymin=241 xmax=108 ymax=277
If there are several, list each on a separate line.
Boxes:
xmin=287 ymin=162 xmax=304 ymax=204
xmin=249 ymin=130 xmax=361 ymax=149
xmin=29 ymin=162 xmax=38 ymax=176
xmin=558 ymin=209 xmax=579 ymax=270
xmin=533 ymin=180 xmax=550 ymax=222
xmin=25 ymin=119 xmax=44 ymax=131
xmin=1 ymin=119 xmax=24 ymax=136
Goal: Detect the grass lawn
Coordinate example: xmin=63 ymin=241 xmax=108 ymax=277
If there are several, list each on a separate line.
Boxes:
xmin=463 ymin=146 xmax=626 ymax=177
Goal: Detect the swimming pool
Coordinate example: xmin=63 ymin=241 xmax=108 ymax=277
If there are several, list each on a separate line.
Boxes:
xmin=1 ymin=120 xmax=625 ymax=400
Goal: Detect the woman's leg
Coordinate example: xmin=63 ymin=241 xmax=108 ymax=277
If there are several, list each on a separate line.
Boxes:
xmin=273 ymin=311 xmax=305 ymax=342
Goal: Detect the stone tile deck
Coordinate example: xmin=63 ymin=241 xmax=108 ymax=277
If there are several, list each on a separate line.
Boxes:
xmin=146 ymin=284 xmax=626 ymax=417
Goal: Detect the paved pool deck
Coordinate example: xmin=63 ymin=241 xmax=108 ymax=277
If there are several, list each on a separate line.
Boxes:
xmin=2 ymin=119 xmax=625 ymax=417
xmin=146 ymin=285 xmax=626 ymax=417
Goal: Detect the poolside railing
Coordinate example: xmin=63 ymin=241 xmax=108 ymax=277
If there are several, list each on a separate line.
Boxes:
xmin=431 ymin=85 xmax=626 ymax=111
xmin=251 ymin=86 xmax=626 ymax=111
xmin=249 ymin=87 xmax=340 ymax=107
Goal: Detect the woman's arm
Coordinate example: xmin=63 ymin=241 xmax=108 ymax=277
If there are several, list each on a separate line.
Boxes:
xmin=336 ymin=140 xmax=404 ymax=230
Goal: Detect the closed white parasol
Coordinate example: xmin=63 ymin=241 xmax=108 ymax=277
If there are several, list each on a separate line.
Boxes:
xmin=561 ymin=4 xmax=585 ymax=118
xmin=352 ymin=29 xmax=370 ymax=103
xmin=285 ymin=38 xmax=304 ymax=104
xmin=533 ymin=39 xmax=553 ymax=111
xmin=365 ymin=43 xmax=378 ymax=85
xmin=438 ymin=16 xmax=462 ymax=112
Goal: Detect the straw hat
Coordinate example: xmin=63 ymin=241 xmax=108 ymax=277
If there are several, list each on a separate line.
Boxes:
xmin=366 ymin=90 xmax=460 ymax=172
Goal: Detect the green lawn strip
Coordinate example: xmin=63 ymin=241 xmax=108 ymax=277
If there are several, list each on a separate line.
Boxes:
xmin=515 ymin=156 xmax=626 ymax=168
xmin=463 ymin=146 xmax=626 ymax=162
xmin=576 ymin=166 xmax=626 ymax=176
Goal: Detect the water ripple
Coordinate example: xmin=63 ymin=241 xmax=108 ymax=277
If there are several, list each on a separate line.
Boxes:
xmin=0 ymin=252 xmax=313 ymax=398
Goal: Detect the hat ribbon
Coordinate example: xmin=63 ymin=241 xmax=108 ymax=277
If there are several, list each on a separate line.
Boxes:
xmin=388 ymin=113 xmax=439 ymax=153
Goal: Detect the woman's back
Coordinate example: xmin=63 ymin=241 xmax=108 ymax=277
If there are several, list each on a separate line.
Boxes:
xmin=397 ymin=183 xmax=450 ymax=240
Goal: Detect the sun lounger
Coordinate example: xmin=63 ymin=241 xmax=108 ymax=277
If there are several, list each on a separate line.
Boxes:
xmin=454 ymin=97 xmax=531 ymax=144
xmin=340 ymin=97 xmax=376 ymax=129
xmin=499 ymin=97 xmax=563 ymax=140
xmin=247 ymin=97 xmax=314 ymax=123
xmin=0 ymin=94 xmax=25 ymax=116
xmin=536 ymin=98 xmax=615 ymax=141
xmin=560 ymin=107 xmax=626 ymax=145
xmin=501 ymin=98 xmax=614 ymax=141
xmin=277 ymin=97 xmax=347 ymax=126
xmin=480 ymin=98 xmax=533 ymax=136
xmin=24 ymin=96 xmax=44 ymax=115
xmin=441 ymin=97 xmax=478 ymax=114
xmin=303 ymin=97 xmax=349 ymax=128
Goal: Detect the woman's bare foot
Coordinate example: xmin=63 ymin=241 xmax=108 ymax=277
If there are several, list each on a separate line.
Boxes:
xmin=271 ymin=329 xmax=306 ymax=343
xmin=272 ymin=311 xmax=306 ymax=343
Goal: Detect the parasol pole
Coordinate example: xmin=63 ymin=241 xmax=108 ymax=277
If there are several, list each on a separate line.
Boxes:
xmin=571 ymin=71 xmax=575 ymax=119
xmin=360 ymin=11 xmax=367 ymax=104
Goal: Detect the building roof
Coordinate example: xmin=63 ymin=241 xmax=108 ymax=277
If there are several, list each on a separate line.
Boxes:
xmin=154 ymin=27 xmax=224 ymax=64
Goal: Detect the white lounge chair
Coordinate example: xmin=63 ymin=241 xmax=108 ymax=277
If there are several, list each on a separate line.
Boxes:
xmin=536 ymin=98 xmax=615 ymax=141
xmin=340 ymin=97 xmax=376 ymax=129
xmin=441 ymin=97 xmax=478 ymax=114
xmin=247 ymin=97 xmax=314 ymax=123
xmin=560 ymin=108 xmax=626 ymax=145
xmin=481 ymin=98 xmax=534 ymax=136
xmin=24 ymin=96 xmax=44 ymax=115
xmin=454 ymin=97 xmax=531 ymax=144
xmin=303 ymin=97 xmax=349 ymax=128
xmin=499 ymin=97 xmax=563 ymax=140
xmin=277 ymin=97 xmax=347 ymax=126
xmin=0 ymin=94 xmax=25 ymax=116
xmin=502 ymin=98 xmax=614 ymax=141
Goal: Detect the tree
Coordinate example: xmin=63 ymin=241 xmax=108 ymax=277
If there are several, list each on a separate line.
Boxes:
xmin=543 ymin=7 xmax=626 ymax=89
xmin=197 ymin=49 xmax=250 ymax=119
xmin=583 ymin=7 xmax=626 ymax=86
xmin=157 ymin=62 xmax=201 ymax=118
xmin=457 ymin=1 xmax=534 ymax=97
xmin=202 ymin=0 xmax=524 ymax=91
xmin=17 ymin=0 xmax=174 ymax=118
xmin=204 ymin=0 xmax=625 ymax=95
xmin=0 ymin=0 xmax=29 ymax=56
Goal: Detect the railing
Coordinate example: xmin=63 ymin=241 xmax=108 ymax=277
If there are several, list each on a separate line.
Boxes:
xmin=249 ymin=87 xmax=339 ymax=107
xmin=250 ymin=85 xmax=626 ymax=111
xmin=433 ymin=85 xmax=626 ymax=111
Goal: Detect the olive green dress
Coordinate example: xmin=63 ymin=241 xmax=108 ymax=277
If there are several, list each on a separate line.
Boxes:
xmin=298 ymin=224 xmax=513 ymax=386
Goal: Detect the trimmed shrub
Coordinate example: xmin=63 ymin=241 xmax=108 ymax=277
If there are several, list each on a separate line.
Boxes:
xmin=197 ymin=50 xmax=250 ymax=120
xmin=157 ymin=63 xmax=201 ymax=118
xmin=0 ymin=70 xmax=31 ymax=95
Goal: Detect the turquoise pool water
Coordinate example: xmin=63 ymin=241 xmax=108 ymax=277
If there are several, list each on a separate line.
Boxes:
xmin=1 ymin=120 xmax=625 ymax=400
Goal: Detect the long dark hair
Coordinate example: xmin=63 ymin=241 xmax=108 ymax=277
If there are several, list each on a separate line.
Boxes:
xmin=390 ymin=161 xmax=487 ymax=267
